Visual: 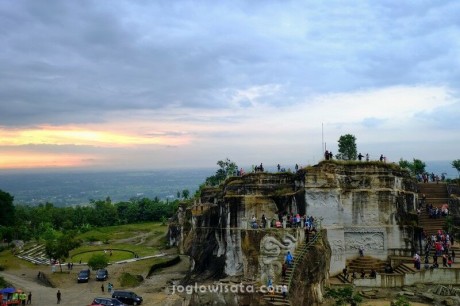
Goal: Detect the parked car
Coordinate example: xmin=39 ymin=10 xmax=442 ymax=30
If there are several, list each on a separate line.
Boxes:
xmin=96 ymin=269 xmax=109 ymax=281
xmin=112 ymin=291 xmax=143 ymax=305
xmin=91 ymin=297 xmax=126 ymax=306
xmin=77 ymin=269 xmax=91 ymax=283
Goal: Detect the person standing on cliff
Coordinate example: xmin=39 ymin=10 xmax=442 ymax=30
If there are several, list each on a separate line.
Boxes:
xmin=359 ymin=245 xmax=364 ymax=257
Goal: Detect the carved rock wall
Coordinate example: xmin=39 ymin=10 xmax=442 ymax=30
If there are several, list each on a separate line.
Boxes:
xmin=302 ymin=161 xmax=418 ymax=274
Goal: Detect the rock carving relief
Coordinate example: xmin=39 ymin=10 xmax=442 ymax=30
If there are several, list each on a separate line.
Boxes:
xmin=259 ymin=233 xmax=297 ymax=282
xmin=331 ymin=239 xmax=344 ymax=261
xmin=344 ymin=232 xmax=384 ymax=251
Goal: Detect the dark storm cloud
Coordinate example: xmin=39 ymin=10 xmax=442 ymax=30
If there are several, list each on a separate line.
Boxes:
xmin=1 ymin=0 xmax=459 ymax=127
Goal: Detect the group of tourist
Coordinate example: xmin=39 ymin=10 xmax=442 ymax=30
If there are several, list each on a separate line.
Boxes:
xmin=419 ymin=228 xmax=456 ymax=270
xmin=342 ymin=266 xmax=377 ymax=281
xmin=424 ymin=203 xmax=449 ymax=218
xmin=417 ymin=172 xmax=446 ymax=183
xmin=5 ymin=291 xmax=32 ymax=305
xmin=276 ymin=163 xmax=300 ymax=173
xmin=250 ymin=212 xmax=317 ymax=230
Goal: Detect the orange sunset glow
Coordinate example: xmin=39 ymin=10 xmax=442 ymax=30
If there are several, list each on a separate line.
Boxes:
xmin=0 ymin=126 xmax=188 ymax=147
xmin=0 ymin=125 xmax=193 ymax=169
xmin=0 ymin=152 xmax=94 ymax=169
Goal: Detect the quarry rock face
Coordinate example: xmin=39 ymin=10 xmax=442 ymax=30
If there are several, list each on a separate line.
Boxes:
xmin=304 ymin=162 xmax=418 ymax=274
xmin=168 ymin=161 xmax=418 ymax=304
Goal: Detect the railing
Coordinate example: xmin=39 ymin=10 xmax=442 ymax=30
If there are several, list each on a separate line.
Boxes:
xmin=287 ymin=218 xmax=323 ymax=293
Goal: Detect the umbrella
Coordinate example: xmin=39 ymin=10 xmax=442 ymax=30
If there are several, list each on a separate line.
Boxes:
xmin=0 ymin=287 xmax=16 ymax=294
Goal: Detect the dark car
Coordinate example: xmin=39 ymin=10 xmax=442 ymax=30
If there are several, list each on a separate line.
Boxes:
xmin=91 ymin=297 xmax=126 ymax=306
xmin=78 ymin=269 xmax=91 ymax=283
xmin=112 ymin=291 xmax=143 ymax=305
xmin=96 ymin=269 xmax=109 ymax=281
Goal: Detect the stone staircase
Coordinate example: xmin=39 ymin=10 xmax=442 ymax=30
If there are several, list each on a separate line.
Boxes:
xmin=346 ymin=255 xmax=387 ymax=274
xmin=417 ymin=182 xmax=460 ymax=260
xmin=418 ymin=183 xmax=449 ymax=237
xmin=331 ymin=256 xmax=389 ymax=284
xmin=262 ymin=232 xmax=321 ymax=306
xmin=393 ymin=263 xmax=417 ymax=274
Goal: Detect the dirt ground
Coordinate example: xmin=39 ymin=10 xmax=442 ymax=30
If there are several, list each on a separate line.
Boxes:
xmin=0 ymin=254 xmax=188 ymax=306
xmin=1 ymin=264 xmax=435 ymax=306
xmin=0 ymin=254 xmax=436 ymax=306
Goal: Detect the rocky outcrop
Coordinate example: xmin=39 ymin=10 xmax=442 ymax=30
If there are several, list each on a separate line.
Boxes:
xmin=303 ymin=161 xmax=418 ymax=274
xmin=168 ymin=161 xmax=419 ymax=304
xmin=290 ymin=231 xmax=331 ymax=306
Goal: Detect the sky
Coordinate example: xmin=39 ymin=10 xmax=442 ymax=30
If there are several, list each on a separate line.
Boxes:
xmin=1 ymin=0 xmax=459 ymax=171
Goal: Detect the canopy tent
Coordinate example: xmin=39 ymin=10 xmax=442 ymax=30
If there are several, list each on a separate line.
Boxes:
xmin=0 ymin=288 xmax=15 ymax=294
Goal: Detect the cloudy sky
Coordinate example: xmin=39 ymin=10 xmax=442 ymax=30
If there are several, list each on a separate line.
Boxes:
xmin=0 ymin=0 xmax=459 ymax=171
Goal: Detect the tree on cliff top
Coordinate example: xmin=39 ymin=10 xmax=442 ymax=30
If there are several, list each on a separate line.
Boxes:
xmin=337 ymin=134 xmax=357 ymax=160
xmin=452 ymin=159 xmax=460 ymax=178
xmin=205 ymin=158 xmax=238 ymax=186
xmin=399 ymin=158 xmax=426 ymax=176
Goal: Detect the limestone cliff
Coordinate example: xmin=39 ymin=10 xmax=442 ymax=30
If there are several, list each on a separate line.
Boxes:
xmin=290 ymin=231 xmax=331 ymax=306
xmin=167 ymin=161 xmax=418 ymax=304
xmin=303 ymin=161 xmax=418 ymax=274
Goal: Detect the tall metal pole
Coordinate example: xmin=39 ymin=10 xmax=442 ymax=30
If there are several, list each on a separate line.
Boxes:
xmin=322 ymin=122 xmax=324 ymax=158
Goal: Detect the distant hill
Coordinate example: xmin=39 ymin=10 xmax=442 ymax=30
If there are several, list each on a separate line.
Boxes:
xmin=0 ymin=168 xmax=211 ymax=206
xmin=0 ymin=160 xmax=457 ymax=207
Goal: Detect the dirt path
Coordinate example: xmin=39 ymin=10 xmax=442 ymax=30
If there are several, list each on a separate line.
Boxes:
xmin=0 ymin=254 xmax=190 ymax=306
xmin=0 ymin=270 xmax=104 ymax=306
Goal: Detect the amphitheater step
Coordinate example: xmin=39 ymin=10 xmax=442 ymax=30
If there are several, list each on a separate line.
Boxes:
xmin=346 ymin=256 xmax=388 ymax=273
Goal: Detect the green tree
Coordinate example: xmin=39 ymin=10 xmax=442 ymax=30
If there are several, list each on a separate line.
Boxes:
xmin=399 ymin=158 xmax=426 ymax=176
xmin=205 ymin=158 xmax=238 ymax=186
xmin=182 ymin=189 xmax=190 ymax=199
xmin=0 ymin=190 xmax=15 ymax=227
xmin=452 ymin=159 xmax=460 ymax=178
xmin=393 ymin=295 xmax=411 ymax=306
xmin=89 ymin=197 xmax=118 ymax=227
xmin=45 ymin=232 xmax=80 ymax=272
xmin=325 ymin=286 xmax=362 ymax=306
xmin=337 ymin=134 xmax=357 ymax=160
xmin=87 ymin=253 xmax=109 ymax=270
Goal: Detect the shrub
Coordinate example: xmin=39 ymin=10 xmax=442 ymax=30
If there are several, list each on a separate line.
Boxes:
xmin=119 ymin=272 xmax=143 ymax=287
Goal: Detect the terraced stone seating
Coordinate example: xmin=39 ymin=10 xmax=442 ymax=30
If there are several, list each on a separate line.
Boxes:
xmin=346 ymin=256 xmax=387 ymax=275
xmin=16 ymin=244 xmax=49 ymax=265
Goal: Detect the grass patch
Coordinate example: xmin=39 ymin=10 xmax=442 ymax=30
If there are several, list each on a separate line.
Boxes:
xmin=0 ymin=250 xmax=37 ymax=270
xmin=70 ymin=248 xmax=134 ymax=263
xmin=77 ymin=222 xmax=167 ymax=243
xmin=69 ymin=222 xmax=168 ymax=263
xmin=118 ymin=272 xmax=143 ymax=288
